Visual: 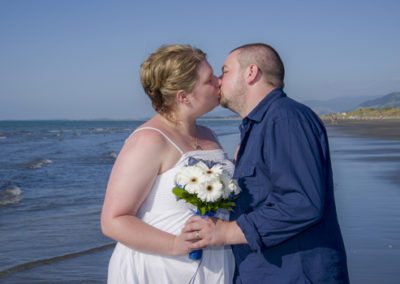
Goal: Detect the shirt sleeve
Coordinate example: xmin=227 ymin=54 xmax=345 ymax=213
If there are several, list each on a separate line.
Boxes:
xmin=236 ymin=116 xmax=327 ymax=251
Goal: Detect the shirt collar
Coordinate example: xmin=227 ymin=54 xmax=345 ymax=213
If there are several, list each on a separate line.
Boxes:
xmin=245 ymin=88 xmax=286 ymax=123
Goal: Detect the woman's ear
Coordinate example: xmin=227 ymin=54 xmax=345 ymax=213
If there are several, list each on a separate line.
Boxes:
xmin=176 ymin=90 xmax=190 ymax=104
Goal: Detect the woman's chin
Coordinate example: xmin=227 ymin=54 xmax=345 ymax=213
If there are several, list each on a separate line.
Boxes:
xmin=198 ymin=104 xmax=218 ymax=117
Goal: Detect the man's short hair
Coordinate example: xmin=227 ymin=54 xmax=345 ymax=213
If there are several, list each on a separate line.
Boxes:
xmin=231 ymin=43 xmax=285 ymax=88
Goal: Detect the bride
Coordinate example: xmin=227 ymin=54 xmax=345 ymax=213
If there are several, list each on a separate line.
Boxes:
xmin=101 ymin=44 xmax=235 ymax=283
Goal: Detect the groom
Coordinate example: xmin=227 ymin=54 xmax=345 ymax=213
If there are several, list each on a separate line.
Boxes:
xmin=184 ymin=43 xmax=350 ymax=283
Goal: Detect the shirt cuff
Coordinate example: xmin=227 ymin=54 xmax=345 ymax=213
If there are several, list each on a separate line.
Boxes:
xmin=236 ymin=214 xmax=263 ymax=252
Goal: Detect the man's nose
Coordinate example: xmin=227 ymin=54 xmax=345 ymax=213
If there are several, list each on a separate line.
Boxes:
xmin=217 ymin=76 xmax=222 ymax=87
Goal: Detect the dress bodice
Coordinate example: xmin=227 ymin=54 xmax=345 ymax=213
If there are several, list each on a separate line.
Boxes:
xmin=137 ymin=149 xmax=234 ymax=233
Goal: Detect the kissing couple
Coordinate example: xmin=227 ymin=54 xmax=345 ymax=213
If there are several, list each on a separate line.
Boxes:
xmin=101 ymin=43 xmax=350 ymax=283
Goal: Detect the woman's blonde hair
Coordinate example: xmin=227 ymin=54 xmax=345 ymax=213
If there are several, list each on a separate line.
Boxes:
xmin=140 ymin=44 xmax=206 ymax=118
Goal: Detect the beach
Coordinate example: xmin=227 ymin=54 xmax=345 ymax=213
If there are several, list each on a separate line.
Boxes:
xmin=0 ymin=119 xmax=399 ymax=283
xmin=325 ymin=120 xmax=400 ymax=283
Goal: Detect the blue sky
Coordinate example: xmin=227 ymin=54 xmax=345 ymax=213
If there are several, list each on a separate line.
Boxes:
xmin=1 ymin=0 xmax=399 ymax=120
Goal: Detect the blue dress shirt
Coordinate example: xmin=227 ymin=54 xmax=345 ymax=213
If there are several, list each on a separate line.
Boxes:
xmin=231 ymin=88 xmax=349 ymax=283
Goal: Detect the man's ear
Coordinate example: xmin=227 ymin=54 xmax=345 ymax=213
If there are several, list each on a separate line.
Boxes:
xmin=176 ymin=90 xmax=190 ymax=104
xmin=245 ymin=64 xmax=262 ymax=85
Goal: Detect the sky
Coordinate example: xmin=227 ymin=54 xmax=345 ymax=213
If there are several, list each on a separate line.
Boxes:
xmin=1 ymin=0 xmax=399 ymax=120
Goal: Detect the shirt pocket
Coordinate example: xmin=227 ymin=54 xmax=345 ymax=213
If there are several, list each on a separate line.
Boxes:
xmin=238 ymin=164 xmax=271 ymax=208
xmin=238 ymin=165 xmax=256 ymax=178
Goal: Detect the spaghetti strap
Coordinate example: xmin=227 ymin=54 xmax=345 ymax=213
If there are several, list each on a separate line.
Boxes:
xmin=127 ymin=127 xmax=184 ymax=155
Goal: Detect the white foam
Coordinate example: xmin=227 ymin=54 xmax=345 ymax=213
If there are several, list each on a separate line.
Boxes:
xmin=28 ymin=159 xmax=53 ymax=169
xmin=0 ymin=186 xmax=22 ymax=206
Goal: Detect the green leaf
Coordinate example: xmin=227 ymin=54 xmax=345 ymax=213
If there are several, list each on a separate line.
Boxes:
xmin=172 ymin=186 xmax=239 ymax=215
xmin=199 ymin=206 xmax=206 ymax=216
xmin=172 ymin=187 xmax=188 ymax=199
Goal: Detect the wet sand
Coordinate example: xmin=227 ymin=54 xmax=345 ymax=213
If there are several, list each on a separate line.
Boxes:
xmin=325 ymin=119 xmax=400 ymax=186
xmin=323 ymin=119 xmax=400 ymax=140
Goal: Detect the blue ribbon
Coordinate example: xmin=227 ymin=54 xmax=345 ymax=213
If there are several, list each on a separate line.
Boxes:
xmin=188 ymin=210 xmax=216 ymax=261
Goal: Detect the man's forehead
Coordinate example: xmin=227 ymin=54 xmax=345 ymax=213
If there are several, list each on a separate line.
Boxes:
xmin=223 ymin=52 xmax=239 ymax=68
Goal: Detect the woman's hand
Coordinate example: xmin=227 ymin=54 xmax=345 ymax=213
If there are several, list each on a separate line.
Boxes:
xmin=171 ymin=232 xmax=193 ymax=256
xmin=182 ymin=216 xmax=248 ymax=250
xmin=182 ymin=216 xmax=226 ymax=250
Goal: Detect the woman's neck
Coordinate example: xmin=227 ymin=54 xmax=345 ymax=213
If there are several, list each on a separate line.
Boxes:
xmin=158 ymin=113 xmax=197 ymax=136
xmin=157 ymin=113 xmax=201 ymax=150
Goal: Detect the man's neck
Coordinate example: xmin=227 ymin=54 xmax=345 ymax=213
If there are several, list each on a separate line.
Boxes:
xmin=240 ymin=85 xmax=276 ymax=118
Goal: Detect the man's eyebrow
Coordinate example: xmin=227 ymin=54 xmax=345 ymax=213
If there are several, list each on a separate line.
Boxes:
xmin=221 ymin=65 xmax=226 ymax=72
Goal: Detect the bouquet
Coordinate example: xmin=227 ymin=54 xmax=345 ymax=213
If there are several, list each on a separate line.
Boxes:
xmin=172 ymin=157 xmax=241 ymax=260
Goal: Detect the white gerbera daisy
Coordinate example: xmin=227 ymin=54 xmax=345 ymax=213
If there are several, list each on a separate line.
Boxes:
xmin=220 ymin=171 xmax=232 ymax=198
xmin=196 ymin=161 xmax=224 ymax=178
xmin=175 ymin=166 xmax=205 ymax=194
xmin=228 ymin=179 xmax=241 ymax=195
xmin=196 ymin=178 xmax=223 ymax=202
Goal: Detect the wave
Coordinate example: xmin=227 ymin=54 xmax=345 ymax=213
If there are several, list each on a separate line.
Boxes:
xmin=108 ymin=151 xmax=118 ymax=159
xmin=24 ymin=159 xmax=52 ymax=170
xmin=0 ymin=243 xmax=115 ymax=278
xmin=99 ymin=151 xmax=117 ymax=163
xmin=0 ymin=184 xmax=22 ymax=206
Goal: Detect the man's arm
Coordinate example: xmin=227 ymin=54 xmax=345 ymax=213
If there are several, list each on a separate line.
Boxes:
xmin=235 ymin=117 xmax=326 ymax=251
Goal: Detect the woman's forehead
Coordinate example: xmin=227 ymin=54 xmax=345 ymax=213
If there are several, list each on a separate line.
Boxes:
xmin=197 ymin=60 xmax=213 ymax=77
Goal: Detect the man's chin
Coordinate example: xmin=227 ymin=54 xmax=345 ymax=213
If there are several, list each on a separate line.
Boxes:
xmin=219 ymin=99 xmax=240 ymax=116
xmin=219 ymin=103 xmax=228 ymax=109
xmin=219 ymin=98 xmax=229 ymax=109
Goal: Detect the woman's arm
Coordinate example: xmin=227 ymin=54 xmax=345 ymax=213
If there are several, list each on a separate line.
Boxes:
xmin=101 ymin=130 xmax=191 ymax=256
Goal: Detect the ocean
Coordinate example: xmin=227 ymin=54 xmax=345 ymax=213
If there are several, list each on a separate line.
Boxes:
xmin=0 ymin=119 xmax=399 ymax=283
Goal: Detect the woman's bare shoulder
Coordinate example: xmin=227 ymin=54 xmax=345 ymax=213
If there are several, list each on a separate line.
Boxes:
xmin=124 ymin=127 xmax=168 ymax=154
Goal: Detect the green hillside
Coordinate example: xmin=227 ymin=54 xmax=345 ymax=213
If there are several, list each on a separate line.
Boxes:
xmin=321 ymin=107 xmax=400 ymax=121
xmin=358 ymin=92 xmax=400 ymax=109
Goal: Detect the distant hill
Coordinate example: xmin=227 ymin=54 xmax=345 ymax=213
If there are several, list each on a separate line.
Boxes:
xmin=320 ymin=92 xmax=400 ymax=120
xmin=302 ymin=92 xmax=400 ymax=114
xmin=302 ymin=95 xmax=379 ymax=114
xmin=357 ymin=92 xmax=400 ymax=109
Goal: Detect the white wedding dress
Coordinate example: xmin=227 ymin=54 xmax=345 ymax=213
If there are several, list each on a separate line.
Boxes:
xmin=107 ymin=127 xmax=235 ymax=284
